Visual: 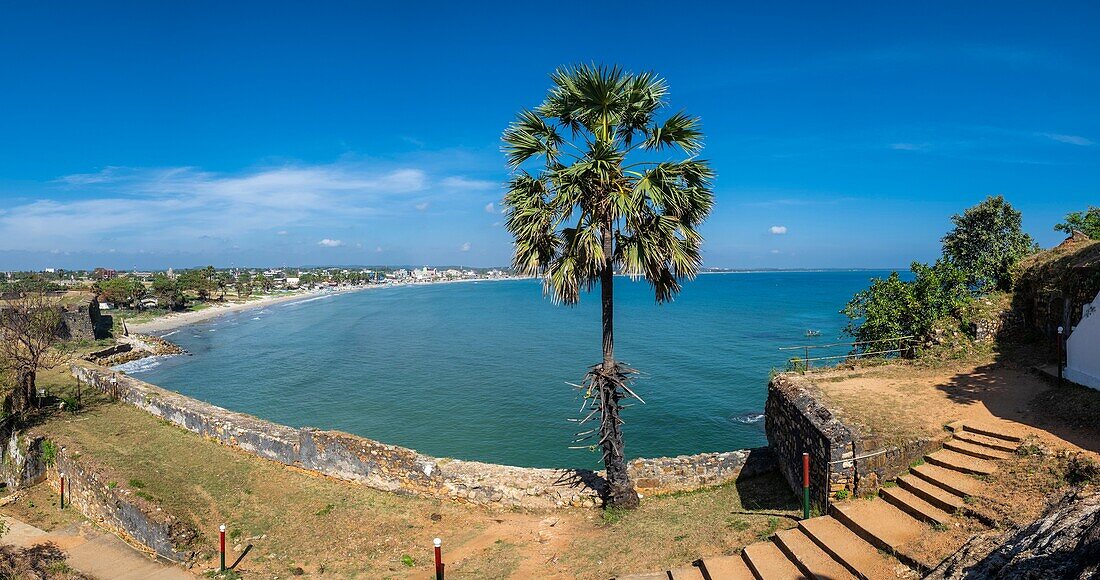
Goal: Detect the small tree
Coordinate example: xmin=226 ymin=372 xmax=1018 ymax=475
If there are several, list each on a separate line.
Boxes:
xmin=941 ymin=195 xmax=1034 ymax=293
xmin=1055 ymin=206 xmax=1100 ymax=239
xmin=151 ymin=274 xmax=185 ymax=310
xmin=0 ymin=292 xmax=70 ymax=414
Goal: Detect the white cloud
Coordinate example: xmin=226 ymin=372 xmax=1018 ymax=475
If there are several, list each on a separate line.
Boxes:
xmin=375 ymin=246 xmax=383 ymax=253
xmin=0 ymin=160 xmax=496 ymax=255
xmin=1042 ymin=133 xmax=1093 ymax=146
xmin=460 ymin=242 xmax=471 ymax=252
xmin=770 ymin=249 xmax=782 ymax=254
xmin=484 ymin=202 xmax=496 ymax=213
xmin=889 ymin=142 xmax=929 ymax=151
xmin=769 ymin=226 xmax=788 ymax=235
xmin=442 ymin=176 xmax=498 ymax=191
xmin=318 ymin=239 xmax=344 ymax=247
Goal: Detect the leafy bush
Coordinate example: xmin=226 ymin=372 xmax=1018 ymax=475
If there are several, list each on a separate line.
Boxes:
xmin=842 ymin=260 xmax=970 ymax=351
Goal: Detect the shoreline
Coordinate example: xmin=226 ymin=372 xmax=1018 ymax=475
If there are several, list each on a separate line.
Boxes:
xmin=124 ymin=277 xmax=531 ymax=334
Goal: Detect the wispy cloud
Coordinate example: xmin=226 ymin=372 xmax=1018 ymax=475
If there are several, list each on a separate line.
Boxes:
xmin=769 ymin=225 xmax=788 ymax=235
xmin=1041 ymin=133 xmax=1094 ymax=146
xmin=0 ymin=160 xmax=495 ymax=255
xmin=318 ymin=239 xmax=344 ymax=247
xmin=460 ymin=242 xmax=471 ymax=252
xmin=442 ymin=176 xmax=498 ymax=191
xmin=889 ymin=142 xmax=931 ymax=151
xmin=484 ymin=202 xmax=496 ymax=213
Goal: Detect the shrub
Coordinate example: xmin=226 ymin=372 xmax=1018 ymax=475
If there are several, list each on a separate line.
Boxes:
xmin=942 ymin=195 xmax=1035 ymax=292
xmin=842 ymin=260 xmax=970 ymax=351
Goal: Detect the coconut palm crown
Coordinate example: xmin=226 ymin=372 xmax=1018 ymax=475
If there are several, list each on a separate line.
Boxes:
xmin=501 ymin=64 xmax=715 ymax=508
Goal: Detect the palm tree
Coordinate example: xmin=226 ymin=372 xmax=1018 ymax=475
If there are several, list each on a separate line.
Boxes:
xmin=502 ymin=64 xmax=715 ymax=508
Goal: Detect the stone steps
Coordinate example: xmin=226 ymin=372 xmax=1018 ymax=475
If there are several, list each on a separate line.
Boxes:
xmin=943 ymin=439 xmax=1013 ymax=461
xmin=698 ymin=553 xmax=755 ymax=579
xmin=896 ymin=474 xmax=965 ymax=513
xmin=879 ymin=484 xmax=952 ymax=527
xmin=774 ymin=527 xmax=856 ymax=580
xmin=952 ymin=430 xmax=1018 ymax=453
xmin=669 ymin=564 xmax=706 ymax=579
xmin=830 ymin=498 xmax=934 ymax=571
xmin=742 ymin=541 xmax=806 ymax=579
xmin=909 ymin=463 xmax=984 ymax=498
xmin=924 ymin=449 xmax=996 ymax=476
xmin=798 ymin=516 xmax=900 ymax=580
xmin=959 ymin=422 xmax=1023 ymax=443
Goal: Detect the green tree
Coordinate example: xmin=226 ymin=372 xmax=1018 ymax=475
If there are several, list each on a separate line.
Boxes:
xmin=178 ymin=268 xmax=216 ymax=300
xmin=94 ymin=276 xmax=146 ymax=308
xmin=502 ymin=64 xmax=715 ymax=508
xmin=236 ymin=271 xmax=253 ymax=299
xmin=941 ymin=195 xmax=1034 ymax=292
xmin=1054 ymin=206 xmax=1100 ymax=239
xmin=151 ymin=274 xmax=185 ymax=310
xmin=842 ymin=260 xmax=970 ymax=352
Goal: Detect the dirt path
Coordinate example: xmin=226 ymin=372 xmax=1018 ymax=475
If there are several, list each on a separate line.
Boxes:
xmin=1 ymin=515 xmax=193 ymax=579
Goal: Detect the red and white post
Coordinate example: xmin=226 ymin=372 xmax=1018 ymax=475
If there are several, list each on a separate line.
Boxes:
xmin=434 ymin=537 xmax=444 ymax=580
xmin=219 ymin=524 xmax=226 ymax=572
xmin=59 ymin=473 xmax=65 ymax=509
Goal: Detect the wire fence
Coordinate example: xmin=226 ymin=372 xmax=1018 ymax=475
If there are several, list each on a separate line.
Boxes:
xmin=778 ymin=335 xmax=916 ymax=371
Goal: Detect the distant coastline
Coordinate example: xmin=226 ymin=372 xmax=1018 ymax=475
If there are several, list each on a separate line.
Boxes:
xmin=125 ymin=275 xmax=530 ymax=334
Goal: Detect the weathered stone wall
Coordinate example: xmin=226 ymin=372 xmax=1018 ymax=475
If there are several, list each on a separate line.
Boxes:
xmin=765 ymin=374 xmax=854 ymax=509
xmin=73 ymin=364 xmax=774 ymax=509
xmin=765 ymin=373 xmax=945 ymax=508
xmin=52 ymin=450 xmax=199 ymax=564
xmin=1 ymin=420 xmax=46 ymax=490
xmin=60 ymin=301 xmax=99 ymax=341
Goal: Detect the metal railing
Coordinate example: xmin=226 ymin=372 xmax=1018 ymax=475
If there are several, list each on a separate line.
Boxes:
xmin=779 ymin=336 xmax=916 ymax=371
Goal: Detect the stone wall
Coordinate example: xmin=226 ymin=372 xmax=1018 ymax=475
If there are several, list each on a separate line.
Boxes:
xmin=765 ymin=373 xmax=944 ymax=509
xmin=765 ymin=374 xmax=854 ymax=510
xmin=60 ymin=300 xmax=100 ymax=341
xmin=73 ymin=364 xmax=773 ymax=509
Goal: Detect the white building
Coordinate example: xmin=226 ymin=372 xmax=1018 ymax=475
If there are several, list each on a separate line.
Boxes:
xmin=1065 ymin=289 xmax=1100 ymax=390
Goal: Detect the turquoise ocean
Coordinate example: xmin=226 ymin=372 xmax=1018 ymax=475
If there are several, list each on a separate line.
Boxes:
xmin=126 ymin=271 xmax=892 ymax=469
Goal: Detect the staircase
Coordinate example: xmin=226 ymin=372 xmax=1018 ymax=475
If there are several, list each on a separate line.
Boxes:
xmin=618 ymin=421 xmax=1022 ymax=580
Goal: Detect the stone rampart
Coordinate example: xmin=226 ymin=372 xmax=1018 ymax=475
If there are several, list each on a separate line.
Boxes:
xmin=765 ymin=373 xmax=944 ymax=510
xmin=73 ymin=364 xmax=773 ymax=509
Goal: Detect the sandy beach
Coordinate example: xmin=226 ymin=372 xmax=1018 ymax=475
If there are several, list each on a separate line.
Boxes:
xmin=123 ymin=277 xmax=530 ymax=335
xmin=124 ymin=286 xmax=374 ymax=334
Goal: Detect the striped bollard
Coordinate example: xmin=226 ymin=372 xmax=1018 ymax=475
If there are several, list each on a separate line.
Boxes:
xmin=434 ymin=537 xmax=444 ymax=580
xmin=802 ymin=453 xmax=810 ymax=519
xmin=219 ymin=524 xmax=226 ymax=572
xmin=59 ymin=473 xmax=65 ymax=509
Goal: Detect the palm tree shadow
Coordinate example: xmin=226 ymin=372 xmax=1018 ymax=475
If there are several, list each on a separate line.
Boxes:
xmin=552 ymin=469 xmax=610 ymax=503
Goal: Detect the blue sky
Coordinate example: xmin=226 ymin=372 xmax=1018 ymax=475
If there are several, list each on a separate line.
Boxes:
xmin=1 ymin=1 xmax=1097 ymax=270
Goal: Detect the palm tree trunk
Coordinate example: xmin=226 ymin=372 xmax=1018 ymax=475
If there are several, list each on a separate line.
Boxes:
xmin=598 ymin=225 xmax=640 ymax=508
xmin=601 ymin=228 xmax=614 ymax=368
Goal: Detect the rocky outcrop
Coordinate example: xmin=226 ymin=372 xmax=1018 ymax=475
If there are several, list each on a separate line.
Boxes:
xmin=926 ymin=487 xmax=1100 ymax=579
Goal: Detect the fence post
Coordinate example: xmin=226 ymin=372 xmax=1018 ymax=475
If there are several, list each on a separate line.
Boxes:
xmin=219 ymin=524 xmax=226 ymax=572
xmin=59 ymin=473 xmax=65 ymax=509
xmin=434 ymin=537 xmax=444 ymax=580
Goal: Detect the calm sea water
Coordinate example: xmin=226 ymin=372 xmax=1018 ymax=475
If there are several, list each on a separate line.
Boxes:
xmin=127 ymin=271 xmax=891 ymax=468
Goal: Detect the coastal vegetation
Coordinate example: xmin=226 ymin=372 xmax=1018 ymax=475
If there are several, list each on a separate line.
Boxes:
xmin=502 ymin=64 xmax=715 ymax=508
xmin=843 ymin=196 xmax=1034 ymax=355
xmin=1055 ymin=206 xmax=1100 ymax=239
